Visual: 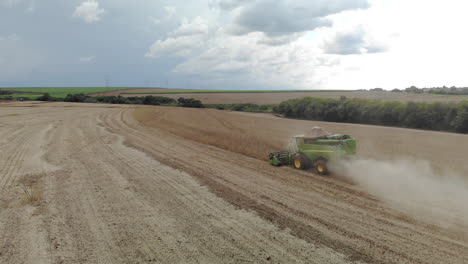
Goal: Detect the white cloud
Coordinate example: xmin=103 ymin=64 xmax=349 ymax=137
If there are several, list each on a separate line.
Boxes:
xmin=171 ymin=31 xmax=336 ymax=88
xmin=171 ymin=16 xmax=209 ymax=37
xmin=145 ymin=0 xmax=468 ymax=89
xmin=315 ymin=0 xmax=468 ymax=89
xmin=146 ymin=16 xmax=209 ymax=58
xmin=73 ymin=0 xmax=105 ymax=23
xmin=145 ymin=35 xmax=205 ymax=58
xmin=79 ymin=56 xmax=95 ymax=63
xmin=146 ymin=1 xmax=391 ymax=89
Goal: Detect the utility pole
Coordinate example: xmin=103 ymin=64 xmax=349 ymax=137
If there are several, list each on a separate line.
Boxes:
xmin=105 ymin=74 xmax=110 ymax=88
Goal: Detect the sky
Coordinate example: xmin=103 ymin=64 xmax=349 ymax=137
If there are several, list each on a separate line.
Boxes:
xmin=1 ymin=0 xmax=468 ymax=90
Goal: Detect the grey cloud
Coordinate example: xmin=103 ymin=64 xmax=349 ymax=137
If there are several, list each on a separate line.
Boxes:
xmin=323 ymin=28 xmax=388 ymax=55
xmin=365 ymin=44 xmax=387 ymax=54
xmin=323 ymin=30 xmax=365 ymax=55
xmin=257 ymin=33 xmax=301 ymax=46
xmin=227 ymin=0 xmax=369 ymax=37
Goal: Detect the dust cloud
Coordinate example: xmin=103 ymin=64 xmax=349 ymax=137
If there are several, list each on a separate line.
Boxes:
xmin=331 ymin=158 xmax=468 ymax=230
xmin=287 ymin=138 xmax=298 ymax=152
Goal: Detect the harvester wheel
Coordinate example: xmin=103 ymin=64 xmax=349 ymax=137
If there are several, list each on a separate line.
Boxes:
xmin=314 ymin=159 xmax=329 ymax=175
xmin=293 ymin=154 xmax=309 ymax=170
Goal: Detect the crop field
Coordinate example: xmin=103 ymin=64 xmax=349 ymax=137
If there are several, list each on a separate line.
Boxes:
xmin=95 ymin=88 xmax=468 ymax=104
xmin=3 ymin=87 xmax=138 ymax=99
xmin=0 ymin=101 xmax=467 ymax=263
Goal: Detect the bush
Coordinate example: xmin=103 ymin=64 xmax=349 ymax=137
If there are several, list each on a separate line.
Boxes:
xmin=177 ymin=97 xmax=204 ymax=108
xmin=64 ymin=93 xmax=89 ymax=102
xmin=0 ymin=89 xmax=13 ymax=95
xmin=141 ymin=96 xmax=176 ymax=105
xmin=452 ymin=102 xmax=468 ymax=133
xmin=206 ymin=103 xmax=273 ymax=112
xmin=36 ymin=93 xmax=55 ymax=101
xmin=93 ymin=95 xmax=176 ymax=105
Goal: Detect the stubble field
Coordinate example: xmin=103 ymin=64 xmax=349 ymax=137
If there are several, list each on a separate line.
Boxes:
xmin=0 ymin=101 xmax=467 ymax=264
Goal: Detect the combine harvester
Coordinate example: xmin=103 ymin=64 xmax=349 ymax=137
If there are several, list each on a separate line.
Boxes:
xmin=269 ymin=127 xmax=356 ymax=175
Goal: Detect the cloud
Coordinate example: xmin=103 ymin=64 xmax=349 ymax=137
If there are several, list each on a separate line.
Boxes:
xmin=171 ymin=16 xmax=209 ymax=37
xmin=79 ymin=56 xmax=95 ymax=63
xmin=73 ymin=0 xmax=105 ymax=23
xmin=225 ymin=0 xmax=370 ymax=37
xmin=322 ymin=27 xmax=388 ymax=55
xmin=257 ymin=33 xmax=301 ymax=46
xmin=172 ymin=31 xmax=337 ymax=88
xmin=146 ymin=16 xmax=209 ymax=58
xmin=145 ymin=35 xmax=205 ymax=58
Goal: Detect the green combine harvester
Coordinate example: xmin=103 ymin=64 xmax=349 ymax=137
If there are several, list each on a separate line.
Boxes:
xmin=268 ymin=127 xmax=356 ymax=175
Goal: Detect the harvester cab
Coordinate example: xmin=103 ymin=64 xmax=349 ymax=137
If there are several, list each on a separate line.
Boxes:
xmin=268 ymin=127 xmax=356 ymax=175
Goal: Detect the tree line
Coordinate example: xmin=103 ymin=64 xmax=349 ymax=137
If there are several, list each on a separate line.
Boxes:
xmin=0 ymin=89 xmax=13 ymax=95
xmin=392 ymin=86 xmax=468 ymax=95
xmin=273 ymin=97 xmax=468 ymax=133
xmin=36 ymin=93 xmax=204 ymax=108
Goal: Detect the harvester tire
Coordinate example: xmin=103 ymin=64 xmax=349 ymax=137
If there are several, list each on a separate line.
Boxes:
xmin=314 ymin=159 xmax=329 ymax=175
xmin=293 ymin=154 xmax=309 ymax=170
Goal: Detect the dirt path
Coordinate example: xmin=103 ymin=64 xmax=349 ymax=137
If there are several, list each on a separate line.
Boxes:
xmin=0 ymin=102 xmax=467 ymax=263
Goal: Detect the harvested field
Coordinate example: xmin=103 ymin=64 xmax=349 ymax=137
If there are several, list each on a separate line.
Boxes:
xmin=94 ymin=88 xmax=468 ymax=104
xmin=0 ymin=102 xmax=467 ymax=264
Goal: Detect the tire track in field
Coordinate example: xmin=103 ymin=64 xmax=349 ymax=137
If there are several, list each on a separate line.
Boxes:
xmin=0 ymin=127 xmax=37 ymax=190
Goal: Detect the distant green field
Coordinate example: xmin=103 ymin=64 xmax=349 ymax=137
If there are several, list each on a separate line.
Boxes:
xmin=121 ymin=89 xmax=354 ymax=94
xmin=1 ymin=87 xmax=359 ymax=100
xmin=4 ymin=87 xmax=137 ymax=99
